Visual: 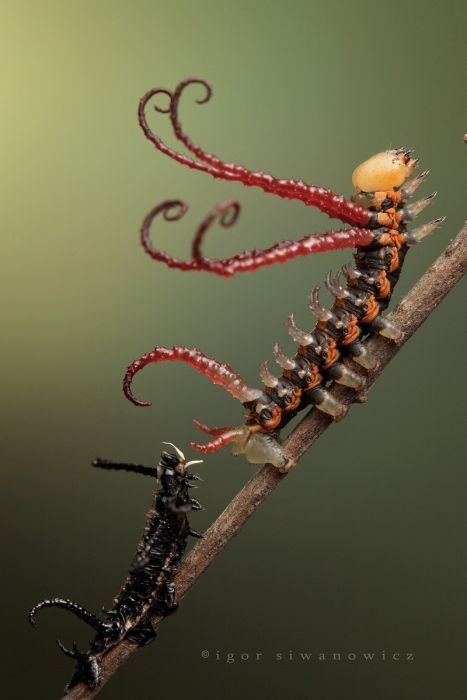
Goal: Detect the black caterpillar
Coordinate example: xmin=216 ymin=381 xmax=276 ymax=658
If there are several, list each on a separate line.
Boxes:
xmin=28 ymin=445 xmax=203 ymax=692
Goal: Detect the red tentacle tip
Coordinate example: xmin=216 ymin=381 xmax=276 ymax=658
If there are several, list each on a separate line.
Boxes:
xmin=190 ymin=441 xmax=215 ymax=453
xmin=192 ymin=419 xmax=226 ymax=436
xmin=123 ymin=360 xmax=152 ymax=407
xmin=191 ymin=420 xmax=245 ymax=453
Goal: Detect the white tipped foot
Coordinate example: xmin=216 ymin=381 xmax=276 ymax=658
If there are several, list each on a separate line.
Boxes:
xmin=352 ymin=346 xmax=379 ymax=371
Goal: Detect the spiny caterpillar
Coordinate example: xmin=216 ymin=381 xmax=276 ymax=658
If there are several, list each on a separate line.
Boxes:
xmin=29 ymin=446 xmax=203 ymax=692
xmin=123 ymin=81 xmax=444 ymax=468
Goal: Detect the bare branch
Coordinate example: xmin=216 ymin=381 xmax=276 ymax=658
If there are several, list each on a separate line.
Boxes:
xmin=64 ymin=224 xmax=466 ymax=699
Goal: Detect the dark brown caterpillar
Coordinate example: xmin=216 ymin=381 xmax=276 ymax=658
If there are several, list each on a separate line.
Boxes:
xmin=28 ymin=445 xmax=203 ymax=692
xmin=124 ymin=151 xmax=444 ymax=468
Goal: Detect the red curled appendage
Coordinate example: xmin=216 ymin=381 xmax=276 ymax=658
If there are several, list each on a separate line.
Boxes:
xmin=123 ymin=345 xmax=263 ymax=407
xmin=190 ymin=420 xmax=246 ymax=453
xmin=191 ymin=199 xmax=241 ymax=260
xmin=138 ymin=77 xmax=371 ymax=227
xmin=140 ymin=200 xmax=375 ymax=277
xmin=140 ymin=198 xmax=243 ymax=272
xmin=140 ymin=199 xmax=193 ymax=271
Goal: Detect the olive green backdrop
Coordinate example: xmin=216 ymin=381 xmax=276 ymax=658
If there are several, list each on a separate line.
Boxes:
xmin=2 ymin=0 xmax=466 ymax=698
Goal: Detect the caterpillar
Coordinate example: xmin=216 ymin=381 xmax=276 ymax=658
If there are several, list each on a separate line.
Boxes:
xmin=124 ymin=109 xmax=444 ymax=468
xmin=28 ymin=445 xmax=203 ymax=692
xmin=137 ymin=77 xmax=441 ymax=276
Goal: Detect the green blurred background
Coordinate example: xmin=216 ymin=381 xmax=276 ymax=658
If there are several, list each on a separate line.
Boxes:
xmin=2 ymin=0 xmax=466 ymax=697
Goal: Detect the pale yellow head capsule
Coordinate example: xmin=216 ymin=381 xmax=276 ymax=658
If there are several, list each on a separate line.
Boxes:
xmin=352 ymin=150 xmax=418 ymax=193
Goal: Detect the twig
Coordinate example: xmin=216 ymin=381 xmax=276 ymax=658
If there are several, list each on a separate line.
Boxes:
xmin=65 ymin=224 xmax=467 ymax=699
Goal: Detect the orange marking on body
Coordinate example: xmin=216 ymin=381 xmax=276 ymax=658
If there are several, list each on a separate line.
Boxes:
xmin=307 ymin=363 xmax=322 ymax=388
xmin=374 ymin=192 xmax=386 ymax=208
xmin=378 ymin=232 xmax=393 ymax=245
xmin=385 ymin=209 xmax=402 ymax=230
xmin=377 ymin=213 xmax=392 ymax=227
xmin=282 ymin=388 xmax=302 ymax=413
xmin=361 ymin=294 xmax=380 ymax=323
xmin=322 ymin=338 xmax=339 ymax=369
xmin=387 ymin=208 xmax=397 ymax=228
xmin=389 ymin=229 xmax=405 ymax=248
xmin=340 ymin=315 xmax=360 ymax=344
xmin=388 ymin=247 xmax=399 ymax=272
xmin=263 ymin=405 xmax=282 ymax=431
xmin=378 ymin=271 xmax=391 ymax=299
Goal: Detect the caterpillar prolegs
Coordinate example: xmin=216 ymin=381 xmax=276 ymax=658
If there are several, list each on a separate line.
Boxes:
xmin=125 ymin=143 xmax=444 ymax=468
xmin=28 ymin=446 xmax=203 ymax=692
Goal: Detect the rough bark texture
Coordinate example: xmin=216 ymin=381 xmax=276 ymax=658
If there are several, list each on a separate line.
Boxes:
xmin=64 ymin=224 xmax=466 ymax=699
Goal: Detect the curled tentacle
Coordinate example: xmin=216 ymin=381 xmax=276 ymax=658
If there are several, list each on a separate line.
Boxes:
xmin=140 ymin=199 xmax=204 ymax=272
xmin=190 ymin=429 xmax=247 ymax=453
xmin=138 ymin=86 xmax=228 ymax=179
xmin=139 ymin=78 xmax=372 ymax=226
xmin=139 ymin=79 xmax=373 ymax=276
xmin=123 ymin=345 xmax=263 ymax=407
xmin=192 ymin=419 xmax=234 ymax=436
xmin=151 ymin=88 xmax=173 ymax=114
xmin=191 ymin=200 xmax=241 ymax=260
xmin=191 ymin=420 xmax=247 ymax=453
xmin=170 ymin=78 xmax=228 ymax=171
xmin=29 ymin=598 xmax=112 ymax=634
xmin=140 ymin=200 xmax=375 ymax=277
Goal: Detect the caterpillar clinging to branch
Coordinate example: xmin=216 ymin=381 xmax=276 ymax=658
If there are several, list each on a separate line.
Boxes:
xmin=29 ymin=446 xmax=203 ymax=692
xmin=126 ymin=92 xmax=444 ymax=466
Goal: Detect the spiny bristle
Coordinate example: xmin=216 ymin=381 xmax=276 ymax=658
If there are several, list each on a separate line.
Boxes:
xmin=403 ymin=191 xmax=437 ymax=220
xmin=401 ymin=170 xmax=430 ymax=198
xmin=259 ymin=360 xmax=279 ymax=387
xmin=273 ymin=344 xmax=296 ymax=370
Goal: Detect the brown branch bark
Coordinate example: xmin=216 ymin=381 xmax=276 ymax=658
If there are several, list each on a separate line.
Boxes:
xmin=65 ymin=224 xmax=467 ymax=699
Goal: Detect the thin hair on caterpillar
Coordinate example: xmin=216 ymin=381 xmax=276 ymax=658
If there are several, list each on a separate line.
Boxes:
xmin=28 ymin=446 xmax=204 ymax=692
xmin=125 ymin=84 xmax=445 ymax=466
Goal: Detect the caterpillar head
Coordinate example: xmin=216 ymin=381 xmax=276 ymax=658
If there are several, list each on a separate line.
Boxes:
xmin=352 ymin=149 xmax=418 ymax=193
xmin=159 ymin=444 xmax=187 ymax=475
